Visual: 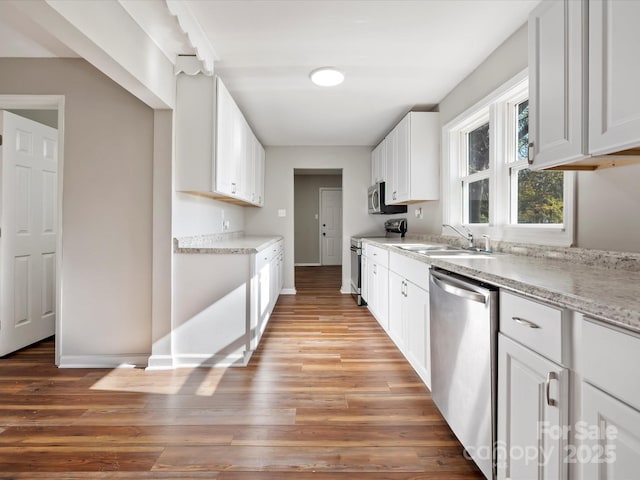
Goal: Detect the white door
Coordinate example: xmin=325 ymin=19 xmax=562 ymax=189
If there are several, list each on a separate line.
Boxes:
xmin=0 ymin=111 xmax=57 ymax=356
xmin=319 ymin=188 xmax=342 ymax=266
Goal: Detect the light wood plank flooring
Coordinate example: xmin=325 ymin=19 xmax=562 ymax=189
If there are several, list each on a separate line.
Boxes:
xmin=0 ymin=266 xmax=484 ymax=479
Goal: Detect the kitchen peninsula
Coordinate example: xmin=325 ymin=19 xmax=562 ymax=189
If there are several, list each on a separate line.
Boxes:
xmin=172 ymin=233 xmax=284 ymax=368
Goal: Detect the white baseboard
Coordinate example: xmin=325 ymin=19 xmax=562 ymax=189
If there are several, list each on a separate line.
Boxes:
xmin=171 ymin=352 xmax=249 ymax=368
xmin=280 ymin=288 xmax=297 ymax=295
xmin=294 ymin=263 xmax=321 ymax=266
xmin=340 ymin=285 xmax=352 ymax=294
xmin=58 ymin=354 xmax=149 ymax=369
xmin=145 ymin=354 xmax=174 ymax=370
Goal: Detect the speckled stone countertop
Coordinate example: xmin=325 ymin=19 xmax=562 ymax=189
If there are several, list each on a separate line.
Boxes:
xmin=174 ymin=232 xmax=283 ymax=254
xmin=362 ymin=236 xmax=640 ymax=335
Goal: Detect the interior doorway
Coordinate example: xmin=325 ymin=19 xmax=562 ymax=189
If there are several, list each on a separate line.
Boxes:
xmin=0 ymin=96 xmax=64 ymax=364
xmin=293 ymin=169 xmax=343 ymax=267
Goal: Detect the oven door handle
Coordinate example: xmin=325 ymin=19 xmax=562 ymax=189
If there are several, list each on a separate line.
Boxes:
xmin=431 ymin=273 xmax=487 ymax=305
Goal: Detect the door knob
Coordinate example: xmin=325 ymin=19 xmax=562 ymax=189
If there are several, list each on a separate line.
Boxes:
xmin=322 ymin=233 xmax=326 ymax=236
xmin=323 ymin=224 xmax=326 ymax=227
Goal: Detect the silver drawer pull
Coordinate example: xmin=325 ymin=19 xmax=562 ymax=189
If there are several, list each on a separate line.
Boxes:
xmin=546 ymin=371 xmax=558 ymax=407
xmin=512 ymin=316 xmax=541 ymax=329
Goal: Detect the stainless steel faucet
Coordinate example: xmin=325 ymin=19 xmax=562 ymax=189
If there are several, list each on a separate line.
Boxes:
xmin=442 ymin=224 xmax=474 ymax=249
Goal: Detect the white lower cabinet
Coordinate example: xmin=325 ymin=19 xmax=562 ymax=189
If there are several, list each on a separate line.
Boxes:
xmin=254 ymin=240 xmax=284 ymax=347
xmin=582 ymin=383 xmax=640 ymax=480
xmin=367 ymin=260 xmax=388 ymax=330
xmin=497 ymin=334 xmax=569 ymax=480
xmin=365 ymin=245 xmax=389 ymax=330
xmin=579 ymin=318 xmax=640 ymax=480
xmin=173 ymin=239 xmax=283 ymax=367
xmin=387 ymin=252 xmax=431 ymax=388
xmin=388 ymin=271 xmax=405 ymax=345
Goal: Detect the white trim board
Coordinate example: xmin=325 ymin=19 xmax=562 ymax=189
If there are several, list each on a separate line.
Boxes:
xmin=294 ymin=263 xmax=321 ymax=266
xmin=58 ymin=354 xmax=149 ymax=369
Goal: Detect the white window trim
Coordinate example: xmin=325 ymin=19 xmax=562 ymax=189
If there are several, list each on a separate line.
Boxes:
xmin=442 ymin=69 xmax=575 ymax=247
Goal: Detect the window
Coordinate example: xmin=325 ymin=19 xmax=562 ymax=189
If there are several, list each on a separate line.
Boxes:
xmin=463 ymin=121 xmax=490 ymax=224
xmin=442 ymin=71 xmax=574 ymax=246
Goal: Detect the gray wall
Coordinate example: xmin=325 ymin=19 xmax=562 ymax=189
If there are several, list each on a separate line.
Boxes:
xmin=294 ymin=174 xmax=342 ymax=264
xmin=406 ymin=23 xmax=640 ymax=253
xmin=8 ymin=109 xmax=58 ymax=128
xmin=0 ymin=58 xmax=154 ymax=359
xmin=245 ymin=146 xmax=387 ymax=293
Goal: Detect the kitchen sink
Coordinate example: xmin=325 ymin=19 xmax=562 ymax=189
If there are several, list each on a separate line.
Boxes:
xmin=420 ymin=249 xmax=496 ymax=259
xmin=393 ymin=243 xmax=496 ymax=258
xmin=395 ymin=244 xmax=459 ymax=252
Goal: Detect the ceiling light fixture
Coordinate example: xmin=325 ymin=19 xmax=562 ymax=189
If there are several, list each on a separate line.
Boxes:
xmin=310 ymin=67 xmax=344 ymax=87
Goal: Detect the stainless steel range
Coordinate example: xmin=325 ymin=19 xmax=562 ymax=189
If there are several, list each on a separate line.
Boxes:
xmin=350 ymin=218 xmax=406 ymax=306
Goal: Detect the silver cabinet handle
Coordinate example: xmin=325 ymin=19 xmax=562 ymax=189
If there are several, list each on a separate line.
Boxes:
xmin=546 ymin=371 xmax=558 ymax=407
xmin=528 ymin=141 xmax=535 ymax=165
xmin=512 ymin=316 xmax=541 ymax=329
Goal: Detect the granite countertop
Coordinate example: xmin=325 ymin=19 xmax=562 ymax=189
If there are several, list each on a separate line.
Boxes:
xmin=362 ymin=237 xmax=640 ymax=335
xmin=174 ymin=233 xmax=283 ymax=254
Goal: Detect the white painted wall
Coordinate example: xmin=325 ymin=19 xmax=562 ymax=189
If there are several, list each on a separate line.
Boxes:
xmin=173 ymin=193 xmax=245 ymax=237
xmin=245 ymin=146 xmax=387 ymax=293
xmin=0 ymin=58 xmax=154 ymax=362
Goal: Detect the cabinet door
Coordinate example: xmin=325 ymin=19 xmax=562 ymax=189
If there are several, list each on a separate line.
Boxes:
xmin=393 ymin=115 xmax=410 ymax=204
xmin=388 ymin=271 xmax=405 ymax=345
xmin=215 ymin=78 xmax=237 ymax=195
xmin=497 ymin=334 xmax=569 ymax=480
xmin=405 ymin=281 xmax=430 ymax=389
xmin=529 ymin=0 xmax=587 ymax=169
xmin=371 ymin=145 xmax=379 ymax=185
xmin=385 ymin=129 xmax=397 ymax=205
xmin=361 ymin=254 xmax=368 ymax=302
xmin=369 ymin=262 xmax=388 ymax=330
xmin=582 ymin=382 xmax=640 ymax=480
xmin=589 ymin=0 xmax=640 ymax=155
xmin=366 ymin=260 xmax=378 ymax=321
xmin=255 ymin=143 xmax=265 ymax=206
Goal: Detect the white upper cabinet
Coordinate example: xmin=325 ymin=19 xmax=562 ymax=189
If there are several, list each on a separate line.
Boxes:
xmin=370 ymin=143 xmax=385 ymax=185
xmin=528 ymin=0 xmax=587 ymax=169
xmin=588 ymin=0 xmax=640 ymax=156
xmin=175 ymin=70 xmax=265 ymax=207
xmin=529 ymin=0 xmax=640 ymax=170
xmin=374 ymin=111 xmax=439 ymax=205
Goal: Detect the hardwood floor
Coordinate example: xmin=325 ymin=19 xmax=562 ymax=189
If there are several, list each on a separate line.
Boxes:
xmin=0 ymin=266 xmax=484 ymax=479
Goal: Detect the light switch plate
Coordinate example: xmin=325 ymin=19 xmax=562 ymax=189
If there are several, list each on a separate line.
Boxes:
xmin=278 ymin=209 xmax=286 ymax=217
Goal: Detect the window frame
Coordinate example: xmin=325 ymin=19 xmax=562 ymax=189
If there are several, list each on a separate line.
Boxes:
xmin=442 ymin=69 xmax=575 ymax=247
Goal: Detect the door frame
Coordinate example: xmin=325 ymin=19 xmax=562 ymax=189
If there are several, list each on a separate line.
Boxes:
xmin=0 ymin=95 xmax=65 ymax=365
xmin=318 ymin=187 xmax=342 ymax=266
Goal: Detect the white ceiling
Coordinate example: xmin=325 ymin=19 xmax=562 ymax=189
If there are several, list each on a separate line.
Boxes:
xmin=0 ymin=0 xmax=539 ymax=147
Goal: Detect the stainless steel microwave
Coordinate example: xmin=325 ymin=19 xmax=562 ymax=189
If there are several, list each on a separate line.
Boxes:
xmin=367 ymin=182 xmax=407 ymax=215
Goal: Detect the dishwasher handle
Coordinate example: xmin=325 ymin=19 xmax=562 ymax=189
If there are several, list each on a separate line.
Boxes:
xmin=431 ymin=271 xmax=488 ymax=304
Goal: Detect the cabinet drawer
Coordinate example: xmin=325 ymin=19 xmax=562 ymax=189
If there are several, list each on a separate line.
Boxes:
xmin=500 ymin=290 xmax=564 ymax=364
xmin=389 ymin=251 xmax=430 ymax=291
xmin=582 ymin=319 xmax=640 ymax=412
xmin=366 ymin=244 xmax=389 ymax=268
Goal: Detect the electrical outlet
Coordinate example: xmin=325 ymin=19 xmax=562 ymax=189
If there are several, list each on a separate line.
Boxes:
xmin=223 ymin=220 xmax=230 ymax=231
xmin=414 ymin=207 xmax=423 ymax=219
xmin=278 ymin=209 xmax=286 ymax=217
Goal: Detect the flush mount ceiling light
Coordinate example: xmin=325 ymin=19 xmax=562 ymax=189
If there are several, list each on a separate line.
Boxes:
xmin=310 ymin=67 xmax=344 ymax=87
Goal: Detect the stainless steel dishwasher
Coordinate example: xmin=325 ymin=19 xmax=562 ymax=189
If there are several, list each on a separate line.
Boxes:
xmin=429 ymin=268 xmax=498 ymax=480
